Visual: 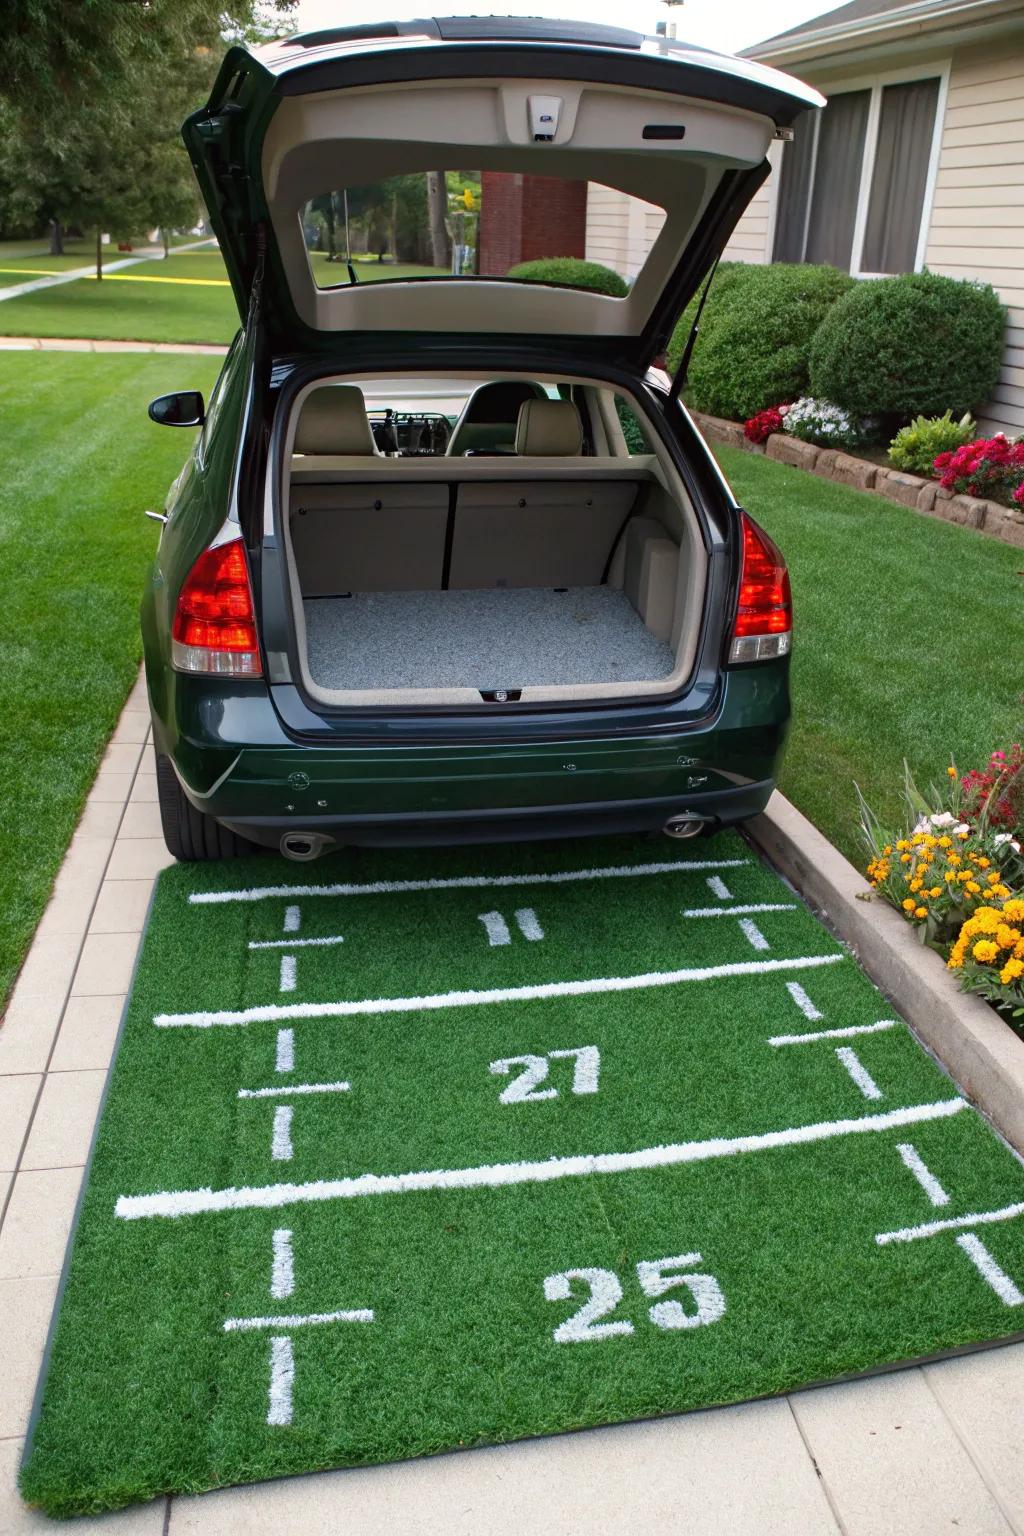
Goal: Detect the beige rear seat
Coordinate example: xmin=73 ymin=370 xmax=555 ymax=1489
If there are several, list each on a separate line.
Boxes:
xmin=290 ymin=386 xmax=448 ymax=594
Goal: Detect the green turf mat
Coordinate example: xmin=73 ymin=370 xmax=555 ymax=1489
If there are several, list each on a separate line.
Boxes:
xmin=20 ymin=832 xmax=1024 ymax=1517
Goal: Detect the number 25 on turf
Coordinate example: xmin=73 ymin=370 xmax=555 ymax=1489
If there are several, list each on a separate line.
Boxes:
xmin=543 ymin=1253 xmax=726 ymax=1343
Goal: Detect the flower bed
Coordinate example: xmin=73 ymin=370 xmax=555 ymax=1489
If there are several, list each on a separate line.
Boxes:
xmin=860 ymin=754 xmax=1024 ymax=1028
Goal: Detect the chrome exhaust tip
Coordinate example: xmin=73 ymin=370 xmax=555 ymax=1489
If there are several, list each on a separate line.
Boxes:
xmin=663 ymin=814 xmax=705 ymax=840
xmin=280 ymin=831 xmax=334 ymax=862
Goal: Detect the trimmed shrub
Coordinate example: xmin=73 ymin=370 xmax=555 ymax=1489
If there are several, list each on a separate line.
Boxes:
xmin=888 ymin=411 xmax=976 ymax=476
xmin=666 ymin=262 xmax=854 ymax=422
xmin=809 ymin=271 xmax=1006 ymax=420
xmin=505 ymin=257 xmax=628 ymax=297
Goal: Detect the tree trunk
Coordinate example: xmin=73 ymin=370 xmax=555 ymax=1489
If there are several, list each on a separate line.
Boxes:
xmin=325 ymin=199 xmax=337 ymax=261
xmin=48 ymin=219 xmax=63 ymax=256
xmin=426 ymin=171 xmax=450 ymax=271
xmin=96 ymin=227 xmax=102 ymax=280
xmin=390 ymin=191 xmax=398 ymax=265
xmin=161 ymin=227 xmax=170 ymax=258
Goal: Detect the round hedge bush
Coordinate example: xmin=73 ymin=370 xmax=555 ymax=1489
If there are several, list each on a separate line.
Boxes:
xmin=505 ymin=257 xmax=629 ymax=297
xmin=666 ymin=263 xmax=854 ymax=422
xmin=808 ymin=271 xmax=1005 ymax=420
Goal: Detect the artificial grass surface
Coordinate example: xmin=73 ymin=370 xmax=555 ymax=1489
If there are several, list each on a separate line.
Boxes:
xmin=21 ymin=832 xmax=1024 ymax=1517
xmin=717 ymin=445 xmax=1024 ymax=865
xmin=0 ymin=351 xmax=220 ymax=1009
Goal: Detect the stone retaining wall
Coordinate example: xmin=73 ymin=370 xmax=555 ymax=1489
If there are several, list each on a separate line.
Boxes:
xmin=692 ymin=410 xmax=1024 ymax=550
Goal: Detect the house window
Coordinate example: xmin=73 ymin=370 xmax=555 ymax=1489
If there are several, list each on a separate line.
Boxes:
xmin=773 ymin=75 xmax=941 ymax=276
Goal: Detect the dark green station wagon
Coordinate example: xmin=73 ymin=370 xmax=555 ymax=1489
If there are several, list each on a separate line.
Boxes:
xmin=143 ymin=15 xmax=821 ymax=862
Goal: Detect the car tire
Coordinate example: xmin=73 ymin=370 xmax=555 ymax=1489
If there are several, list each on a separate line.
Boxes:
xmin=155 ymin=752 xmax=255 ymax=861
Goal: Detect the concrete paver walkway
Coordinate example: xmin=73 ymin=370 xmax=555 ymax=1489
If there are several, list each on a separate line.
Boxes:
xmin=2 ymin=678 xmax=1024 ymax=1534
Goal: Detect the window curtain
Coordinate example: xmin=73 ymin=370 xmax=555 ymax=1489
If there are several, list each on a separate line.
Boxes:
xmin=804 ymin=89 xmax=871 ymax=270
xmin=861 ymin=78 xmax=940 ymax=273
xmin=772 ymin=110 xmax=816 ymax=263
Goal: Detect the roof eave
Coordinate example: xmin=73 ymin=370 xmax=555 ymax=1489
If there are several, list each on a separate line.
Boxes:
xmin=745 ymin=0 xmax=1021 ymax=66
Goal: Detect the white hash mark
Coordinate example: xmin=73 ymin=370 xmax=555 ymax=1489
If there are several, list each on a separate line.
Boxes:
xmin=955 ymin=1233 xmax=1024 ymax=1306
xmin=271 ymin=1228 xmax=294 ymax=1299
xmin=279 ymin=955 xmax=297 ymax=993
xmin=515 ymin=907 xmax=544 ymax=941
xmin=835 ymin=1046 xmax=883 ymax=1101
xmin=785 ymin=981 xmax=823 ymax=1020
xmin=770 ymin=1021 xmax=897 ymax=1047
xmin=267 ymin=1336 xmax=294 ymax=1426
xmin=276 ymin=1028 xmax=294 ymax=1074
xmin=738 ymin=918 xmax=770 ymax=952
xmin=478 ymin=911 xmax=511 ymax=946
xmin=895 ymin=1142 xmax=950 ymax=1206
xmin=284 ymin=905 xmax=301 ymax=933
xmin=706 ymin=875 xmax=732 ymax=900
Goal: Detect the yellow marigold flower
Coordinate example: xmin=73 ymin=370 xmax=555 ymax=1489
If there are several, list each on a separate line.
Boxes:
xmin=910 ymin=879 xmax=923 ymax=893
xmin=1000 ymin=958 xmax=1024 ymax=985
xmin=947 ymin=766 xmax=957 ymax=778
xmin=987 ymin=870 xmax=1001 ymax=883
xmin=896 ymin=840 xmax=910 ymax=852
xmin=966 ymin=881 xmax=982 ymax=895
xmin=902 ymin=898 xmax=916 ymax=912
xmin=901 ymin=853 xmax=912 ymax=864
xmin=996 ymin=925 xmax=1021 ymax=950
xmin=948 ymin=853 xmax=962 ymax=866
xmin=958 ymin=829 xmax=970 ymax=839
xmin=930 ymin=886 xmax=942 ymax=899
xmin=977 ymin=857 xmax=990 ymax=869
xmin=914 ymin=906 xmax=928 ymax=919
xmin=945 ymin=871 xmax=957 ymax=883
xmin=1003 ymin=899 xmax=1024 ymax=923
xmin=938 ymin=836 xmax=953 ymax=848
xmin=973 ymin=940 xmax=999 ymax=963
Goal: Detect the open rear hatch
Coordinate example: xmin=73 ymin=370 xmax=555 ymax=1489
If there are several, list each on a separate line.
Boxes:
xmin=183 ymin=15 xmax=822 ymax=366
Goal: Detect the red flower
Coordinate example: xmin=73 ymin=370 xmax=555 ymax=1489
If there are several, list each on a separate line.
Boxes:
xmin=744 ymin=406 xmax=785 ymax=445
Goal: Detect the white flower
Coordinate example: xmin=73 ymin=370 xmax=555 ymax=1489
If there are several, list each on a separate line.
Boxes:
xmin=953 ymin=823 xmax=970 ymax=836
xmin=994 ymin=833 xmax=1022 ymax=852
xmin=930 ymin=812 xmax=956 ymax=827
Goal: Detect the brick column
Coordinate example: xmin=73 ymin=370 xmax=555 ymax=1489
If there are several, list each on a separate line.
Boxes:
xmin=478 ymin=172 xmax=588 ymax=275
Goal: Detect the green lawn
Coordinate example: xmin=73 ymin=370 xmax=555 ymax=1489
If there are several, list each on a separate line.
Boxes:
xmin=0 ymin=352 xmax=220 ymax=1009
xmin=718 ymin=445 xmax=1024 ymax=865
xmin=0 ymin=247 xmax=445 ymax=342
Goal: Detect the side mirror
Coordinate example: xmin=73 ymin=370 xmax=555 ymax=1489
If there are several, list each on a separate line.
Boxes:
xmin=148 ymin=390 xmax=205 ymax=428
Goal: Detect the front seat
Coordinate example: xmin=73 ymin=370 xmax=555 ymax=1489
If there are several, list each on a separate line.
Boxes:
xmin=293 ymin=385 xmax=380 ymax=455
xmin=514 ymin=398 xmax=584 ymax=456
xmin=446 ymin=379 xmax=547 ymax=456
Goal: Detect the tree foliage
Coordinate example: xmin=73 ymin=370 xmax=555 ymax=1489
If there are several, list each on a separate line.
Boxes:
xmin=0 ymin=1 xmax=294 ymax=252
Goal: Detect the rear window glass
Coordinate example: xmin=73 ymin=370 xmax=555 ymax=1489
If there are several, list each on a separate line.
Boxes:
xmin=300 ymin=172 xmax=665 ymax=293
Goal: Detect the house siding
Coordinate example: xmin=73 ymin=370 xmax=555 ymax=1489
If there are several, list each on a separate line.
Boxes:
xmin=584 ymin=185 xmax=664 ymax=282
xmin=924 ymin=41 xmax=1024 ymax=436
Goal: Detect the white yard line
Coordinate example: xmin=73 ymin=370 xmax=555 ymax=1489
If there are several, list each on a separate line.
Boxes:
xmin=0 ymin=236 xmax=217 ymax=302
xmin=250 ymin=935 xmax=344 ymax=950
xmin=224 ymin=1308 xmax=374 ymax=1332
xmin=188 ymin=859 xmax=752 ymax=905
xmin=682 ymin=903 xmax=796 ymax=918
xmin=738 ymin=918 xmax=771 ymax=952
xmin=785 ymin=981 xmax=823 ymax=1021
xmin=153 ymin=951 xmax=846 ymax=1029
xmin=955 ymin=1234 xmax=1024 ymax=1306
xmin=114 ymin=1096 xmax=967 ymax=1220
xmin=895 ymin=1143 xmax=951 ymax=1207
xmin=770 ymin=1020 xmax=897 ymax=1047
xmin=835 ymin=1046 xmax=884 ymax=1101
xmin=876 ymin=1200 xmax=1024 ymax=1245
xmin=239 ymin=1082 xmax=351 ymax=1099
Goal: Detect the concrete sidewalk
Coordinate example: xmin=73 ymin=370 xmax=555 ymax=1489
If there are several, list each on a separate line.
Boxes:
xmin=2 ymin=678 xmax=1024 ymax=1534
xmin=0 ymin=337 xmax=228 ymax=356
xmin=0 ymin=238 xmax=217 ymax=304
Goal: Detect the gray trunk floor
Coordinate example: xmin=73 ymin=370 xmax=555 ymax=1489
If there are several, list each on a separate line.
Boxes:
xmin=302 ymin=586 xmax=675 ymax=691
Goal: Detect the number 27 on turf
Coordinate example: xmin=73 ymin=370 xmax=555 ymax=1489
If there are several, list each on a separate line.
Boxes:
xmin=543 ymin=1253 xmax=726 ymax=1343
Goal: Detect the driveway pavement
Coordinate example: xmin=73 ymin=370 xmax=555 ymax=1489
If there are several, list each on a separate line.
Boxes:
xmin=2 ymin=674 xmax=1024 ymax=1535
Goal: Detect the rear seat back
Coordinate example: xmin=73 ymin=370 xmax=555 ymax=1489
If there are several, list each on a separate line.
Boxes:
xmin=290 ymin=482 xmax=449 ymax=595
xmin=447 ymin=480 xmax=636 ymax=590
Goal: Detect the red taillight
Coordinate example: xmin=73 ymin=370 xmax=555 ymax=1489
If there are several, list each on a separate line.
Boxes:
xmin=171 ymin=537 xmax=262 ymax=676
xmin=729 ymin=513 xmax=792 ymax=664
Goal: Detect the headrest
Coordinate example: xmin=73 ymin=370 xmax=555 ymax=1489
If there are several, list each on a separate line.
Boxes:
xmin=294 ymin=386 xmax=377 ymax=455
xmin=514 ymin=399 xmax=583 ymax=457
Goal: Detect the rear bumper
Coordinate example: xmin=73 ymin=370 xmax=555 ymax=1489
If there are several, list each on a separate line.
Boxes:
xmin=218 ymin=779 xmax=775 ymax=850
